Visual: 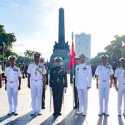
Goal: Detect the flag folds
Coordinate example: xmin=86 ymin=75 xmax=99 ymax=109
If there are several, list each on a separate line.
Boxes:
xmin=68 ymin=38 xmax=76 ymax=70
xmin=122 ymin=41 xmax=125 ymax=48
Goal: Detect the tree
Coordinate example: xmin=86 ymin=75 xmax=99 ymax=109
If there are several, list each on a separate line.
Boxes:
xmin=24 ymin=50 xmax=34 ymax=59
xmin=0 ymin=24 xmax=16 ymax=59
xmin=91 ymin=34 xmax=125 ymax=71
xmin=104 ymin=35 xmax=125 ymax=59
xmin=24 ymin=50 xmax=40 ymax=59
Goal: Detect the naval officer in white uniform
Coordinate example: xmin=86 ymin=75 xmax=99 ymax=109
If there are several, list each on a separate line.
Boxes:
xmin=95 ymin=55 xmax=113 ymax=117
xmin=114 ymin=57 xmax=125 ymax=117
xmin=0 ymin=64 xmax=2 ymax=88
xmin=75 ymin=54 xmax=92 ymax=116
xmin=5 ymin=56 xmax=21 ymax=116
xmin=27 ymin=53 xmax=46 ymax=116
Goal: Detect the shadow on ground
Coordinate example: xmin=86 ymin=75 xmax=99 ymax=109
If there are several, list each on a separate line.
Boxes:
xmin=56 ymin=110 xmax=86 ymax=125
xmin=3 ymin=112 xmax=37 ymax=125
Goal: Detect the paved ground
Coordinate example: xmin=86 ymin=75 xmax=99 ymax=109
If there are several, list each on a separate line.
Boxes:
xmin=0 ymin=76 xmax=125 ymax=125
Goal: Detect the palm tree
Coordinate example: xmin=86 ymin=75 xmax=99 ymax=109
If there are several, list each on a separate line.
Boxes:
xmin=24 ymin=50 xmax=35 ymax=59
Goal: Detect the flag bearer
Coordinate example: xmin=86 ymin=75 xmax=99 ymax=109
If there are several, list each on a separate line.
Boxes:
xmin=39 ymin=57 xmax=47 ymax=109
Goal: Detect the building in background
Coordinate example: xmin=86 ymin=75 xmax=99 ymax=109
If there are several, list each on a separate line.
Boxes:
xmin=75 ymin=33 xmax=91 ymax=59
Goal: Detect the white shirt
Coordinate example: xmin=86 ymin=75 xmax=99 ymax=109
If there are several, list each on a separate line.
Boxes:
xmin=5 ymin=66 xmax=21 ymax=82
xmin=95 ymin=64 xmax=113 ymax=86
xmin=75 ymin=63 xmax=92 ymax=89
xmin=27 ymin=63 xmax=45 ymax=80
xmin=115 ymin=67 xmax=125 ymax=84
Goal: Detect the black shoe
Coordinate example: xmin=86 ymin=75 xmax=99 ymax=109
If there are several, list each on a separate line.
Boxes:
xmin=53 ymin=112 xmax=61 ymax=117
xmin=98 ymin=113 xmax=103 ymax=117
xmin=37 ymin=113 xmax=42 ymax=116
xmin=42 ymin=106 xmax=45 ymax=109
xmin=81 ymin=113 xmax=86 ymax=117
xmin=53 ymin=113 xmax=56 ymax=116
xmin=104 ymin=113 xmax=109 ymax=117
xmin=57 ymin=113 xmax=62 ymax=116
xmin=118 ymin=114 xmax=121 ymax=117
xmin=30 ymin=113 xmax=36 ymax=116
xmin=13 ymin=112 xmax=18 ymax=116
xmin=73 ymin=106 xmax=77 ymax=109
xmin=7 ymin=113 xmax=12 ymax=116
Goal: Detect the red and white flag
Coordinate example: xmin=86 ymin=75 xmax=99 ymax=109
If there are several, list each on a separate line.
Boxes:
xmin=68 ymin=33 xmax=76 ymax=70
xmin=122 ymin=41 xmax=125 ymax=48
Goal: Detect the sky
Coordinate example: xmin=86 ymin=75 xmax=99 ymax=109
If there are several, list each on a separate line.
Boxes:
xmin=0 ymin=0 xmax=125 ymax=60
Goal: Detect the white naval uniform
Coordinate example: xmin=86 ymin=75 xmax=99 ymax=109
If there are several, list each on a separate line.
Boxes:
xmin=115 ymin=67 xmax=125 ymax=115
xmin=95 ymin=64 xmax=113 ymax=114
xmin=5 ymin=66 xmax=21 ymax=113
xmin=27 ymin=63 xmax=46 ymax=114
xmin=75 ymin=63 xmax=92 ymax=114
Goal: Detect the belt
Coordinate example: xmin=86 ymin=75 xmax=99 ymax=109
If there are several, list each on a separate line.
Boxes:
xmin=120 ymin=83 xmax=125 ymax=85
xmin=8 ymin=81 xmax=15 ymax=84
xmin=31 ymin=79 xmax=41 ymax=81
xmin=102 ymin=80 xmax=107 ymax=82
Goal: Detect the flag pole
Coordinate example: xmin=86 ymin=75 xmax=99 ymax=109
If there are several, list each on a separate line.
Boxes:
xmin=68 ymin=32 xmax=76 ymax=109
xmin=71 ymin=32 xmax=75 ymax=108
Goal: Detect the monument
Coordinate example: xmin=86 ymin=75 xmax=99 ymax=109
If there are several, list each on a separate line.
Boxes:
xmin=50 ymin=8 xmax=69 ymax=69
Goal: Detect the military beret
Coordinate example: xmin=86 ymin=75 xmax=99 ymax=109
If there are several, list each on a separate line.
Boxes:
xmin=8 ymin=55 xmax=17 ymax=60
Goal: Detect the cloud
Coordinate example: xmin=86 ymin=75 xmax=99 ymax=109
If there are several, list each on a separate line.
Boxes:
xmin=2 ymin=0 xmax=125 ymax=59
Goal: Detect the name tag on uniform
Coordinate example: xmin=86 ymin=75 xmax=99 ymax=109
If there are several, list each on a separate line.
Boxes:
xmin=9 ymin=81 xmax=14 ymax=84
xmin=34 ymin=79 xmax=38 ymax=82
xmin=13 ymin=68 xmax=18 ymax=72
xmin=102 ymin=80 xmax=107 ymax=82
xmin=83 ymin=67 xmax=87 ymax=70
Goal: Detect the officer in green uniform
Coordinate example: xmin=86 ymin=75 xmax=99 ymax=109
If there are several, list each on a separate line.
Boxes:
xmin=50 ymin=57 xmax=67 ymax=117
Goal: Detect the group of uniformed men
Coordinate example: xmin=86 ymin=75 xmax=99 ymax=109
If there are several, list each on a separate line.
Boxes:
xmin=73 ymin=54 xmax=125 ymax=118
xmin=0 ymin=53 xmax=67 ymax=118
xmin=0 ymin=53 xmax=125 ymax=118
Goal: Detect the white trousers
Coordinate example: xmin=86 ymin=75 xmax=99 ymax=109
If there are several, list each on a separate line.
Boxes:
xmin=99 ymin=86 xmax=109 ymax=114
xmin=30 ymin=80 xmax=43 ymax=113
xmin=77 ymin=89 xmax=88 ymax=114
xmin=7 ymin=83 xmax=18 ymax=113
xmin=118 ymin=84 xmax=125 ymax=114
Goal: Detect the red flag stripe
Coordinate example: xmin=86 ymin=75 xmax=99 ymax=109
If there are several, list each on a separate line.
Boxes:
xmin=68 ymin=41 xmax=76 ymax=70
xmin=122 ymin=41 xmax=125 ymax=48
